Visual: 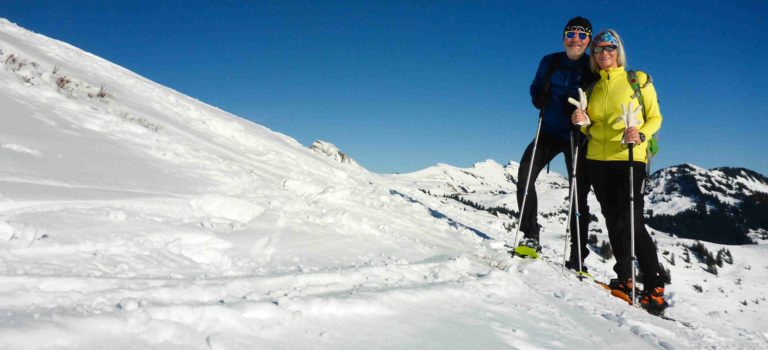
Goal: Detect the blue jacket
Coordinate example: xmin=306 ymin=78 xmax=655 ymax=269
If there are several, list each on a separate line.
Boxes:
xmin=530 ymin=52 xmax=596 ymax=141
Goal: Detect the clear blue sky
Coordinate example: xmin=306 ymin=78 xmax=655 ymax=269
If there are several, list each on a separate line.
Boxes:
xmin=5 ymin=1 xmax=767 ymax=175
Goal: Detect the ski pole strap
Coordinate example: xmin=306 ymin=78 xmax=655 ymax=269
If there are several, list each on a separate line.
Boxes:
xmin=577 ymin=128 xmax=591 ymax=147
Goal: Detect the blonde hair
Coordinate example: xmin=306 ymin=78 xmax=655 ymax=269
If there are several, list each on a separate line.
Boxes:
xmin=589 ymin=29 xmax=627 ymax=73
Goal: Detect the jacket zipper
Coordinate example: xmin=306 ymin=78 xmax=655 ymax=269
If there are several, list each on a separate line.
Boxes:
xmin=603 ymin=73 xmax=610 ymax=161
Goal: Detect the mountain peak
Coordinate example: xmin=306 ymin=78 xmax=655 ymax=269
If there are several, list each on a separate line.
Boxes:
xmin=645 ymin=164 xmax=768 ymax=244
xmin=309 ymin=140 xmax=359 ymax=166
xmin=473 ymin=159 xmax=502 ymax=167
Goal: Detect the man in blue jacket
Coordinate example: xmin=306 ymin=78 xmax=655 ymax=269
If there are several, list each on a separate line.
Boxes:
xmin=515 ymin=17 xmax=598 ymax=270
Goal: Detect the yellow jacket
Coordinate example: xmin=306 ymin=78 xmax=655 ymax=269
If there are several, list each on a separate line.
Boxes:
xmin=583 ymin=67 xmax=662 ymax=163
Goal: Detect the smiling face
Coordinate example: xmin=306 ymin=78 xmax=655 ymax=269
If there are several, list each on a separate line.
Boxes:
xmin=593 ymin=42 xmax=619 ymax=70
xmin=563 ymin=30 xmax=590 ymax=60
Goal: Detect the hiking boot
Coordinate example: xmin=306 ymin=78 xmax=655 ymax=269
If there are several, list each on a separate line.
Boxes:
xmin=513 ymin=238 xmax=542 ymax=258
xmin=519 ymin=238 xmax=541 ymax=251
xmin=640 ymin=287 xmax=669 ymax=315
xmin=565 ymin=259 xmax=588 ymax=274
xmin=608 ymin=278 xmax=635 ymax=293
xmin=608 ymin=278 xmax=638 ymax=305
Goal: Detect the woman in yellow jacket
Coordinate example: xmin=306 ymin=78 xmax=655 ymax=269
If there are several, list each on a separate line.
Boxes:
xmin=571 ymin=29 xmax=667 ymax=314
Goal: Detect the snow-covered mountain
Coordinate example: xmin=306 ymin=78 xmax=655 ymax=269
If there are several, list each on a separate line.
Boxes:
xmin=397 ymin=159 xmax=768 ymax=246
xmin=645 ymin=164 xmax=768 ymax=244
xmin=2 ymin=18 xmax=767 ymax=349
xmin=391 ymin=159 xmax=594 ymax=230
xmin=646 ymin=164 xmax=768 ymax=213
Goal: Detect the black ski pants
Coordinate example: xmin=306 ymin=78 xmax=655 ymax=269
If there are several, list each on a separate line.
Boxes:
xmin=586 ymin=159 xmax=662 ymax=289
xmin=516 ymin=130 xmax=590 ymax=261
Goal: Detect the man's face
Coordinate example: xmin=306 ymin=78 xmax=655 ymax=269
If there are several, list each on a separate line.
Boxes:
xmin=563 ymin=30 xmax=590 ymax=57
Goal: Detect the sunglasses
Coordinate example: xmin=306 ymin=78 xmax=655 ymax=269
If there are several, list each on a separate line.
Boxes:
xmin=593 ymin=45 xmax=618 ymax=54
xmin=565 ymin=31 xmax=589 ymax=40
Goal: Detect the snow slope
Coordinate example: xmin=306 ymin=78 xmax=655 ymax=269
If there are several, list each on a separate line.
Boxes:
xmin=646 ymin=163 xmax=768 ymax=215
xmin=1 ymin=18 xmax=767 ymax=349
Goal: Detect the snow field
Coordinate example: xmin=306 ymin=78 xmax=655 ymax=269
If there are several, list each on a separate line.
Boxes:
xmin=2 ymin=17 xmax=768 ymax=349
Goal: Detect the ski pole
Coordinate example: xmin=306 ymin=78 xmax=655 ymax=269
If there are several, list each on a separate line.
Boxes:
xmin=512 ymin=113 xmax=543 ymax=248
xmin=564 ymin=88 xmax=590 ymax=275
xmin=629 ymin=143 xmax=636 ymax=306
xmin=619 ymin=102 xmax=641 ymax=307
xmin=562 ymin=132 xmax=575 ymax=274
xmin=562 ymin=130 xmax=585 ymax=278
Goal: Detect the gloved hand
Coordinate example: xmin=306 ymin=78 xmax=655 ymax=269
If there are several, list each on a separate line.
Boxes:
xmin=568 ymin=88 xmax=590 ymax=126
xmin=617 ymin=102 xmax=642 ymax=145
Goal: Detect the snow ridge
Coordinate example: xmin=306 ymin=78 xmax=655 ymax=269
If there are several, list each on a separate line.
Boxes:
xmin=646 ymin=163 xmax=768 ymax=214
xmin=309 ymin=140 xmax=360 ymax=166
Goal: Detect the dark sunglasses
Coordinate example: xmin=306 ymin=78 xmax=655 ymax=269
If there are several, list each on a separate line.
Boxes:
xmin=593 ymin=45 xmax=618 ymax=54
xmin=565 ymin=31 xmax=589 ymax=40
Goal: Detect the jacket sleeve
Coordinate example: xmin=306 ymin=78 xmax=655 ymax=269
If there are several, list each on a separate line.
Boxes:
xmin=637 ymin=72 xmax=662 ymax=137
xmin=530 ymin=56 xmax=550 ymax=109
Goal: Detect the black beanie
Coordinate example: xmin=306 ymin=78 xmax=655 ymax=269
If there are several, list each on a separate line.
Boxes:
xmin=564 ymin=16 xmax=592 ymax=36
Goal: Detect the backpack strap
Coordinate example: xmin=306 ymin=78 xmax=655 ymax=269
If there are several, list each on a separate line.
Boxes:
xmin=627 ymin=70 xmax=651 ymax=122
xmin=541 ymin=52 xmax=563 ymax=100
xmin=627 ymin=70 xmax=659 ymax=180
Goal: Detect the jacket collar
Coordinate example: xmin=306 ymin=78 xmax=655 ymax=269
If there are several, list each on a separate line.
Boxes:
xmin=599 ymin=66 xmax=626 ymax=80
xmin=560 ymin=52 xmax=590 ymax=67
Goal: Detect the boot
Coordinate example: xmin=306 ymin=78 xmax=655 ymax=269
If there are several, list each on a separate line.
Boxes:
xmin=565 ymin=259 xmax=588 ymax=274
xmin=640 ymin=287 xmax=669 ymax=315
xmin=608 ymin=278 xmax=638 ymax=305
xmin=513 ymin=237 xmax=541 ymax=258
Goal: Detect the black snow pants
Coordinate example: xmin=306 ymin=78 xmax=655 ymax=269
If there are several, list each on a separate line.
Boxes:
xmin=586 ymin=159 xmax=663 ymax=289
xmin=516 ymin=130 xmax=590 ymax=262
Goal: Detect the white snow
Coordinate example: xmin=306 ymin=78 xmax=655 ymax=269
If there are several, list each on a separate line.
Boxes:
xmin=646 ymin=163 xmax=768 ymax=215
xmin=309 ymin=140 xmax=360 ymax=167
xmin=1 ymin=18 xmax=767 ymax=349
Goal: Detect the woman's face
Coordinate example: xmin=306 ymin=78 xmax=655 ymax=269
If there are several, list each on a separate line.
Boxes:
xmin=593 ymin=42 xmax=619 ymax=70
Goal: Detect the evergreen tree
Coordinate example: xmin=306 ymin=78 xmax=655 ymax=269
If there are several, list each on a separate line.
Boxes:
xmin=587 ymin=233 xmax=598 ymax=247
xmin=598 ymin=240 xmax=613 ymax=260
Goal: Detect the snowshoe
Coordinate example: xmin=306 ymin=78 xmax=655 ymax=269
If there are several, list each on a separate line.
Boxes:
xmin=640 ymin=287 xmax=669 ymax=315
xmin=512 ymin=238 xmax=541 ymax=259
xmin=608 ymin=278 xmax=639 ymax=305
